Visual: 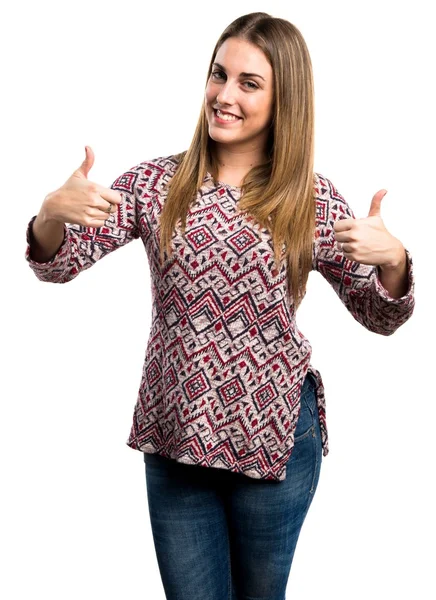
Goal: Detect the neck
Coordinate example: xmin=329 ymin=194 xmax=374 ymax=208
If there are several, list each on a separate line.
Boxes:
xmin=208 ymin=144 xmax=269 ymax=187
xmin=213 ymin=145 xmax=267 ymax=170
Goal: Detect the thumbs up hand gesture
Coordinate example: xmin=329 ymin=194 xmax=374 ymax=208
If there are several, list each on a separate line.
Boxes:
xmin=333 ymin=190 xmax=406 ymax=268
xmin=41 ymin=146 xmax=122 ymax=228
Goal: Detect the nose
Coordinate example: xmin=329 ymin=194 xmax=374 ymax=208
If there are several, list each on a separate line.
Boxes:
xmin=216 ymin=81 xmax=236 ymax=106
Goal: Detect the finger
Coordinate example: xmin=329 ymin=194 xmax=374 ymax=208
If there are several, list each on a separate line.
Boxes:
xmin=368 ymin=189 xmax=387 ymax=217
xmin=98 ymin=187 xmax=123 ymax=206
xmin=89 ymin=190 xmax=123 ymax=214
xmin=341 ymin=243 xmax=353 ymax=254
xmin=75 ymin=145 xmax=95 ymax=179
xmin=86 ymin=206 xmax=116 ymax=223
xmin=333 ymin=218 xmax=354 ymax=233
xmin=86 ymin=190 xmax=118 ymax=214
xmin=334 ymin=231 xmax=353 ymax=243
xmin=337 ymin=241 xmax=351 ymax=255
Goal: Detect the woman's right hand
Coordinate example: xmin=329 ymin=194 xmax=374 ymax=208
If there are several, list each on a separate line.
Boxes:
xmin=40 ymin=146 xmax=122 ymax=228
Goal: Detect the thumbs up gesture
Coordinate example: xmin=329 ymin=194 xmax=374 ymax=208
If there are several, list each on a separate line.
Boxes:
xmin=41 ymin=146 xmax=123 ymax=228
xmin=333 ymin=190 xmax=406 ymax=268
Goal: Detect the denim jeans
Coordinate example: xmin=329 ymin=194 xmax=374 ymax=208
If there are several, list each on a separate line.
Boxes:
xmin=143 ymin=371 xmax=322 ymax=600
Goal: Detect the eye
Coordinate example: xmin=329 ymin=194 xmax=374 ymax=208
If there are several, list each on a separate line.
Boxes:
xmin=244 ymin=81 xmax=259 ymax=90
xmin=211 ymin=70 xmax=225 ymax=80
xmin=210 ymin=70 xmax=259 ymax=91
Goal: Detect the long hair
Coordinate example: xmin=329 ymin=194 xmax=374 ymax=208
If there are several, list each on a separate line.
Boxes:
xmin=159 ymin=12 xmax=316 ymax=308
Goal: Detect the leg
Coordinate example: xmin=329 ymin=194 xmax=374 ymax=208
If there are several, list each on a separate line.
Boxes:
xmin=144 ymin=452 xmax=231 ymax=600
xmin=224 ymin=373 xmax=323 ymax=600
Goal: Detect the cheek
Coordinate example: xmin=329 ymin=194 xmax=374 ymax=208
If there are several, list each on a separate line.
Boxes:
xmin=248 ymin=100 xmax=272 ymax=124
xmin=258 ymin=97 xmax=274 ymax=124
xmin=204 ymin=83 xmax=216 ymax=106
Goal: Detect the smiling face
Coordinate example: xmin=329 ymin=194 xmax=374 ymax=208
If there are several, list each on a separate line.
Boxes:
xmin=204 ymin=37 xmax=274 ymax=156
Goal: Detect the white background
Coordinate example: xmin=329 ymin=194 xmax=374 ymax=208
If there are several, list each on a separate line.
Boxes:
xmin=1 ymin=0 xmax=434 ymax=598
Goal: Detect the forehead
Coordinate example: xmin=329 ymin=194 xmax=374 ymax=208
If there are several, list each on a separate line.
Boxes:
xmin=214 ymin=38 xmax=272 ymax=77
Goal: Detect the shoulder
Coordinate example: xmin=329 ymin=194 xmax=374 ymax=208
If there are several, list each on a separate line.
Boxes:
xmin=112 ymin=153 xmax=184 ymax=195
xmin=313 ymin=172 xmax=345 ymax=204
xmin=140 ymin=153 xmax=183 ymax=176
xmin=313 ymin=172 xmax=355 ymax=232
xmin=134 ymin=153 xmax=184 ymax=189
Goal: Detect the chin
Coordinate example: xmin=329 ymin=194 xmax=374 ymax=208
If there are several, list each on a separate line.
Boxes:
xmin=209 ymin=135 xmax=241 ymax=147
xmin=208 ymin=126 xmax=242 ymax=145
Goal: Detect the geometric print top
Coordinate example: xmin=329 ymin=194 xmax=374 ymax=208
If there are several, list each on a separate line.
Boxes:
xmin=24 ymin=154 xmax=415 ymax=481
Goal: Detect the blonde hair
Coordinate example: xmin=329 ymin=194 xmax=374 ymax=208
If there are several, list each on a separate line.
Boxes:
xmin=159 ymin=12 xmax=316 ymax=308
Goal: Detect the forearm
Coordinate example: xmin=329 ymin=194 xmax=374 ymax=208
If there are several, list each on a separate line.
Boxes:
xmin=377 ymin=248 xmax=409 ymax=299
xmin=28 ymin=195 xmax=65 ymax=263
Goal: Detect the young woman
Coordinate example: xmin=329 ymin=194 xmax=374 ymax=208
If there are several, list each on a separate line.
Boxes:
xmin=25 ymin=12 xmax=415 ymax=600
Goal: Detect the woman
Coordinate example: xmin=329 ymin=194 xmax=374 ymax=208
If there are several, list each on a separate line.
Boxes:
xmin=25 ymin=12 xmax=415 ymax=600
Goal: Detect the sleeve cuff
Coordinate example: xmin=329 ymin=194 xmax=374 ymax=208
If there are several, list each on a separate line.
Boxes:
xmin=374 ymin=248 xmax=415 ymax=304
xmin=25 ymin=215 xmax=70 ymax=271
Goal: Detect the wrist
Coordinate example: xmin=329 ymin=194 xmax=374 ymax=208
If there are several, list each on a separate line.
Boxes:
xmin=39 ymin=191 xmax=61 ymax=225
xmin=379 ymin=243 xmax=407 ymax=272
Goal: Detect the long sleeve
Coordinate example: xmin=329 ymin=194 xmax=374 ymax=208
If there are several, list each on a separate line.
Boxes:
xmin=312 ymin=174 xmax=415 ymax=336
xmin=24 ymin=167 xmax=142 ymax=284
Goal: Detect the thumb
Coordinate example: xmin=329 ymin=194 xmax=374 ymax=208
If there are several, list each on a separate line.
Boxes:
xmin=368 ymin=189 xmax=387 ymax=217
xmin=75 ymin=145 xmax=95 ymax=179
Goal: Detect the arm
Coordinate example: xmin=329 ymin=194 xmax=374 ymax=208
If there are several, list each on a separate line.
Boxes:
xmin=24 ymin=167 xmax=142 ymax=284
xmin=377 ymin=253 xmax=409 ymax=299
xmin=28 ymin=200 xmax=66 ymax=263
xmin=312 ymin=175 xmax=415 ymax=336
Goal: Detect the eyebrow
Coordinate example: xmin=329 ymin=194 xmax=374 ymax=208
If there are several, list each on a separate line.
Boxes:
xmin=212 ymin=62 xmax=266 ymax=82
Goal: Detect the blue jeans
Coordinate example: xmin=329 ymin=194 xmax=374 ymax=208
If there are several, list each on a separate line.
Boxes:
xmin=143 ymin=371 xmax=322 ymax=600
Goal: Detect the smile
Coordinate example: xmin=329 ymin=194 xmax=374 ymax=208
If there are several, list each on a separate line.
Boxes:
xmin=214 ymin=109 xmax=241 ymax=122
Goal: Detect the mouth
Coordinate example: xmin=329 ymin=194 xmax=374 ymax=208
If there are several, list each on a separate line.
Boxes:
xmin=213 ymin=108 xmax=242 ymax=122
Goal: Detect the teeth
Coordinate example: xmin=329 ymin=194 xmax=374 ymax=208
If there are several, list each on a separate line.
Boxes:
xmin=216 ymin=109 xmax=239 ymax=121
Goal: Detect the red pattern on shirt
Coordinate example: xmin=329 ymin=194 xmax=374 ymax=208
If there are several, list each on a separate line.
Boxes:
xmin=24 ymin=155 xmax=415 ymax=480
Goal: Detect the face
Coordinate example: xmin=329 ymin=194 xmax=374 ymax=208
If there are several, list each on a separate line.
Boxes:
xmin=204 ymin=37 xmax=274 ymax=154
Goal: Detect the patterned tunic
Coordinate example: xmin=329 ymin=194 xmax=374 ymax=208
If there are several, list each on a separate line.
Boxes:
xmin=24 ymin=154 xmax=415 ymax=481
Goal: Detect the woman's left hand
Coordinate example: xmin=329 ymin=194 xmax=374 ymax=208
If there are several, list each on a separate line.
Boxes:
xmin=333 ymin=190 xmax=406 ymax=268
